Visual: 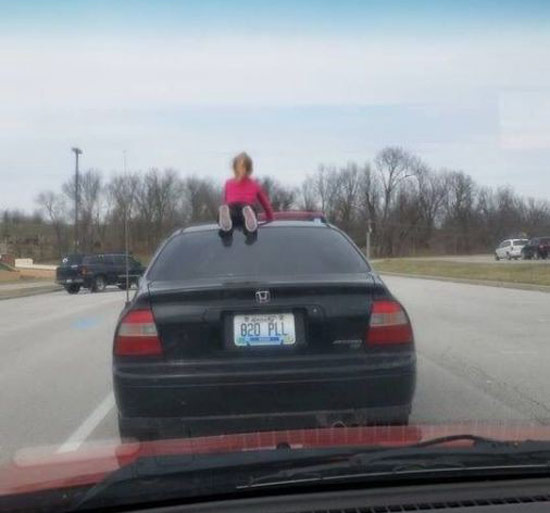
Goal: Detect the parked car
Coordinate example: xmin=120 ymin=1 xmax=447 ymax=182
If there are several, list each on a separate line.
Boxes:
xmin=521 ymin=237 xmax=550 ymax=260
xmin=56 ymin=252 xmax=145 ymax=294
xmin=494 ymin=239 xmax=528 ymax=260
xmin=113 ymin=218 xmax=416 ymax=441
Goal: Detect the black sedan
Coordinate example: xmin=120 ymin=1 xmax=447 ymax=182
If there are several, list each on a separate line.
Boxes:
xmin=113 ymin=220 xmax=416 ymax=440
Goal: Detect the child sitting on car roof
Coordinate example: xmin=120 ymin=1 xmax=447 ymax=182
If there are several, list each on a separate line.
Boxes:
xmin=218 ymin=152 xmax=274 ymax=234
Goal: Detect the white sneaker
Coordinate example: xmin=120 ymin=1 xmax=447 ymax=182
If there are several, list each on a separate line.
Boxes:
xmin=219 ymin=205 xmax=233 ymax=232
xmin=242 ymin=205 xmax=258 ymax=233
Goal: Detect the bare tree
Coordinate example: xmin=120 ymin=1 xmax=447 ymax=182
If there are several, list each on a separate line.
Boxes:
xmin=107 ymin=173 xmax=140 ymax=250
xmin=62 ymin=169 xmax=103 ymax=252
xmin=297 ymin=176 xmax=318 ymax=211
xmin=333 ymin=163 xmax=361 ymax=233
xmin=442 ymin=171 xmax=477 ymax=252
xmin=109 ymin=173 xmax=140 ymax=214
xmin=135 ymin=169 xmax=183 ymax=250
xmin=35 ymin=191 xmax=67 ymax=256
xmin=23 ymin=147 xmax=550 ymax=261
xmin=311 ymin=165 xmax=342 ymax=220
xmin=373 ymin=147 xmax=418 ymax=255
xmin=375 ymin=147 xmax=415 ymax=222
xmin=257 ymin=176 xmax=296 ymax=211
xmin=414 ymin=164 xmax=448 ymax=249
xmin=358 ymin=163 xmax=379 ymax=223
xmin=521 ymin=197 xmax=550 ymax=235
xmin=182 ymin=176 xmax=220 ymax=224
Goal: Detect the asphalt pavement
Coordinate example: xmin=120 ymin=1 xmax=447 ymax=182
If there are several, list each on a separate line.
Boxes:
xmin=1 ymin=277 xmax=549 ymax=464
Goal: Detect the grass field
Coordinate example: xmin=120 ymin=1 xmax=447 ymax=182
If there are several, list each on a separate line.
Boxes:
xmin=373 ymin=259 xmax=550 ymax=287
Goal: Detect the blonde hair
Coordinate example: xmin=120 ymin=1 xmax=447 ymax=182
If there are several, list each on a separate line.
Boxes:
xmin=232 ymin=152 xmax=253 ymax=176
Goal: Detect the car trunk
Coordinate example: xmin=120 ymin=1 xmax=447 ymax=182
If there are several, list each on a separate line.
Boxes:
xmin=148 ymin=273 xmax=385 ymax=360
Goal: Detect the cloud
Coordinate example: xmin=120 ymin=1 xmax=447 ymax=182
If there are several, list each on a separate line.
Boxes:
xmin=2 ymin=32 xmax=549 ymax=111
xmin=2 ymin=30 xmax=550 ymax=210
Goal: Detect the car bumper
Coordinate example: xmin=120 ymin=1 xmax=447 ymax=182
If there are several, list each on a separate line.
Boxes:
xmin=118 ymin=403 xmax=413 ymax=439
xmin=114 ymin=354 xmax=416 ymax=436
xmin=56 ymin=278 xmax=84 ymax=285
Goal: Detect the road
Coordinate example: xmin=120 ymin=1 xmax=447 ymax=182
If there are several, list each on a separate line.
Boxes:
xmin=1 ymin=278 xmax=550 ymax=464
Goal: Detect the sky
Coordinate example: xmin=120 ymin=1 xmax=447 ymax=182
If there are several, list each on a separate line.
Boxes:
xmin=1 ymin=0 xmax=550 ymax=211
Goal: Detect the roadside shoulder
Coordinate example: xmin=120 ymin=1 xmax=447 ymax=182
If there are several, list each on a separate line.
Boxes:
xmin=378 ymin=271 xmax=550 ymax=293
xmin=0 ymin=282 xmax=63 ymax=300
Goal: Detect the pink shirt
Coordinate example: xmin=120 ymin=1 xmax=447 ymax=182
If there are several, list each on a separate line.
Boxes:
xmin=224 ymin=177 xmax=274 ymax=221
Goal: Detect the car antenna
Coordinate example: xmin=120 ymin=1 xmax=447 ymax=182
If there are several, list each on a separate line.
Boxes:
xmin=123 ymin=150 xmax=130 ymax=306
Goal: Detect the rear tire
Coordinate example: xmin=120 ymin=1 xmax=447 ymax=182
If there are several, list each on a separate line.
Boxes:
xmin=91 ymin=275 xmax=107 ymax=293
xmin=494 ymin=254 xmax=500 ymax=261
xmin=64 ymin=284 xmax=81 ymax=294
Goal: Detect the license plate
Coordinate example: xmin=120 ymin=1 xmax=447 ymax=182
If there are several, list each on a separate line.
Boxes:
xmin=233 ymin=313 xmax=296 ymax=346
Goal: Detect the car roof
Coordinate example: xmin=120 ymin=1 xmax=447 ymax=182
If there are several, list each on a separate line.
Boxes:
xmin=180 ymin=220 xmax=331 ymax=234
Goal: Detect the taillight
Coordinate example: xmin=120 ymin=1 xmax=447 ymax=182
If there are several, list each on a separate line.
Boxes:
xmin=114 ymin=309 xmax=162 ymax=356
xmin=366 ymin=300 xmax=413 ymax=346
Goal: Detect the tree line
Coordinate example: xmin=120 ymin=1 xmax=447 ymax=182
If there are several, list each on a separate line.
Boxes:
xmin=2 ymin=146 xmax=550 ymax=260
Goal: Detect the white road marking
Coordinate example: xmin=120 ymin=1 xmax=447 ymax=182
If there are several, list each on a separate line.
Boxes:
xmin=56 ymin=392 xmax=115 ymax=453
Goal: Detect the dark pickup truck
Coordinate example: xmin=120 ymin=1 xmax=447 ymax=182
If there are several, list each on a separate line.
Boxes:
xmin=56 ymin=253 xmax=145 ymax=294
xmin=521 ymin=237 xmax=550 ymax=260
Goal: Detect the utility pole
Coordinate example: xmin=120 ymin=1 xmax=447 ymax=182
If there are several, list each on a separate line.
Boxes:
xmin=71 ymin=147 xmax=83 ymax=252
xmin=366 ymin=220 xmax=373 ymax=260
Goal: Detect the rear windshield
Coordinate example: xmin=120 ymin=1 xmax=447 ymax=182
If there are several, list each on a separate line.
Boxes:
xmin=148 ymin=226 xmax=369 ymax=281
xmin=61 ymin=254 xmax=83 ymax=265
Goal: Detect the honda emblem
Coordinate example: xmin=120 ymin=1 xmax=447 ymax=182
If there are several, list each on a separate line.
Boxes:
xmin=255 ymin=290 xmax=271 ymax=304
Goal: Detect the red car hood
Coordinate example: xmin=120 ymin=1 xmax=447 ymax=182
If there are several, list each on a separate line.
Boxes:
xmin=2 ymin=422 xmax=550 ymax=496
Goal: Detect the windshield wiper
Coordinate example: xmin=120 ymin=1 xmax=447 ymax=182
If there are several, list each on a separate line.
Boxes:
xmin=69 ymin=435 xmax=550 ymax=511
xmin=245 ymin=435 xmax=550 ymax=488
xmin=68 ymin=447 xmax=365 ymax=511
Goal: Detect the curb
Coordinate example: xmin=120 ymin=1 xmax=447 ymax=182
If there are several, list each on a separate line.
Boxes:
xmin=378 ymin=271 xmax=550 ymax=293
xmin=0 ymin=285 xmax=63 ymax=301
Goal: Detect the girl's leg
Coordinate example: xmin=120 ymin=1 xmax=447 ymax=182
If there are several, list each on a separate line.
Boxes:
xmin=218 ymin=204 xmax=233 ymax=232
xmin=242 ymin=205 xmax=258 ymax=233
